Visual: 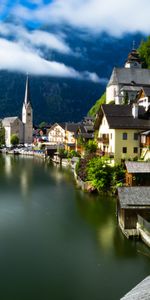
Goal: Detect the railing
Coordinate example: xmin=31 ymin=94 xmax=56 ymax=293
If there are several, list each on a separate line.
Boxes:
xmin=138 ymin=215 xmax=150 ymax=233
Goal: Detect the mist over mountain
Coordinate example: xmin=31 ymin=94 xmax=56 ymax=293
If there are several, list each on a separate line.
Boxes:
xmin=0 ymin=25 xmax=144 ymax=124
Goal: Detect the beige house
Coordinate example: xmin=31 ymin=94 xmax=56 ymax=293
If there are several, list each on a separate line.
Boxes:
xmin=48 ymin=123 xmax=79 ymax=150
xmin=48 ymin=123 xmax=66 ymax=145
xmin=97 ymin=104 xmax=150 ymax=162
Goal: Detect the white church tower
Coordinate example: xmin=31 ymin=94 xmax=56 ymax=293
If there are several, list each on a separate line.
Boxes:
xmin=22 ymin=75 xmax=33 ymax=144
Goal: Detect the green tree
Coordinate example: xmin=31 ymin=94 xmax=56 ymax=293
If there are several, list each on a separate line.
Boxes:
xmin=39 ymin=121 xmax=47 ymax=129
xmin=86 ymin=157 xmax=112 ymax=192
xmin=85 ymin=140 xmax=97 ymax=154
xmin=138 ymin=37 xmax=150 ymax=68
xmin=11 ymin=134 xmax=19 ymax=146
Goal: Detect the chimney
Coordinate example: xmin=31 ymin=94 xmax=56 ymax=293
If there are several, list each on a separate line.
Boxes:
xmin=132 ymin=103 xmax=138 ymax=118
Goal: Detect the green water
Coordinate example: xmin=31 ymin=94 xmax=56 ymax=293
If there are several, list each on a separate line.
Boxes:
xmin=0 ymin=155 xmax=149 ymax=300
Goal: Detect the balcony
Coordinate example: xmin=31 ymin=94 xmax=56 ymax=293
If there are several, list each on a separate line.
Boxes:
xmin=97 ymin=136 xmax=109 ymax=144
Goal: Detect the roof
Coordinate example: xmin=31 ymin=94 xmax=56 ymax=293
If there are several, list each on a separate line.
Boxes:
xmin=48 ymin=122 xmax=80 ymax=133
xmin=141 ymin=130 xmax=150 ymax=136
xmin=126 ymin=49 xmax=141 ymax=63
xmin=120 ymin=86 xmax=142 ymax=92
xmin=121 ymin=276 xmax=150 ymax=300
xmin=107 ymin=68 xmax=150 ymax=87
xmin=101 ymin=104 xmax=150 ymax=130
xmin=118 ymin=187 xmax=150 ymax=209
xmin=141 ymin=87 xmax=150 ymax=97
xmin=24 ymin=75 xmax=31 ymax=105
xmin=66 ymin=123 xmax=80 ymax=133
xmin=125 ymin=161 xmax=150 ymax=173
xmin=2 ymin=117 xmax=19 ymax=126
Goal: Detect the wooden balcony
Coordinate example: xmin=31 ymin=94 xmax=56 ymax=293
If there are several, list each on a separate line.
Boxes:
xmin=97 ymin=137 xmax=109 ymax=144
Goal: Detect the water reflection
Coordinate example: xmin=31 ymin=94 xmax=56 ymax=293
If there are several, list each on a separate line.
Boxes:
xmin=4 ymin=155 xmax=12 ymax=178
xmin=0 ymin=155 xmax=149 ymax=300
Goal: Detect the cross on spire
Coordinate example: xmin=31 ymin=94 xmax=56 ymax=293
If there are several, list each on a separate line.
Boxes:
xmin=132 ymin=40 xmax=136 ymax=50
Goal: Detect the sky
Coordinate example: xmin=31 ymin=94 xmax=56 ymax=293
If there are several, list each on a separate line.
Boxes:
xmin=0 ymin=0 xmax=149 ymax=78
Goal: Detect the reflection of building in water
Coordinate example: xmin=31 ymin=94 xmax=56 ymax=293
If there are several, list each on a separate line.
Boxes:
xmin=5 ymin=155 xmax=12 ymax=177
xmin=20 ymin=170 xmax=29 ymax=196
xmin=97 ymin=219 xmax=115 ymax=252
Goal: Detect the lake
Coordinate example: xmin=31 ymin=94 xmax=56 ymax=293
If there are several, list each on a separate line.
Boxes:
xmin=0 ymin=154 xmax=149 ymax=300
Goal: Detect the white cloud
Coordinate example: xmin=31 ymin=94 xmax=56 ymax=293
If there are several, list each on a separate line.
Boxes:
xmin=12 ymin=0 xmax=150 ymax=36
xmin=0 ymin=37 xmax=104 ymax=83
xmin=0 ymin=23 xmax=71 ymax=54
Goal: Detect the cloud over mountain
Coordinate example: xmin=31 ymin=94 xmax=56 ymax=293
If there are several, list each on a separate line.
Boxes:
xmin=0 ymin=31 xmax=105 ymax=83
xmin=11 ymin=0 xmax=150 ymax=36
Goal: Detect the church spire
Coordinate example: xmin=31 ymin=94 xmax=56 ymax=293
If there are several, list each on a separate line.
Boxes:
xmin=24 ymin=74 xmax=30 ymax=105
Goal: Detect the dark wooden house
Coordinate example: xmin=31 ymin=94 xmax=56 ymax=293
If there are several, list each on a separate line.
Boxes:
xmin=125 ymin=161 xmax=150 ymax=186
xmin=117 ymin=187 xmax=150 ymax=238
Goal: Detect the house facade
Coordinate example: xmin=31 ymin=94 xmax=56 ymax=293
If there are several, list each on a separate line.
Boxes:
xmin=137 ymin=87 xmax=150 ymax=111
xmin=97 ymin=104 xmax=150 ymax=162
xmin=48 ymin=122 xmax=79 ymax=150
xmin=48 ymin=123 xmax=66 ymax=145
xmin=2 ymin=117 xmax=23 ymax=147
xmin=117 ymin=186 xmax=150 ymax=237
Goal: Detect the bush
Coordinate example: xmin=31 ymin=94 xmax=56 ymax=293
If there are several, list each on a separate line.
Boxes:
xmin=85 ymin=140 xmax=98 ymax=154
xmin=76 ymin=155 xmax=125 ymax=193
xmin=11 ymin=134 xmax=19 ymax=146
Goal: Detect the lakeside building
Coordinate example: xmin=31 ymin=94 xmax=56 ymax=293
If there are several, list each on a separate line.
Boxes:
xmin=125 ymin=161 xmax=150 ymax=186
xmin=97 ymin=104 xmax=150 ymax=162
xmin=117 ymin=186 xmax=150 ymax=239
xmin=2 ymin=76 xmax=33 ymax=147
xmin=106 ymin=47 xmax=150 ymax=105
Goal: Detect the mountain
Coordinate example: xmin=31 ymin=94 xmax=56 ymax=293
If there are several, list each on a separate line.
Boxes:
xmin=0 ymin=25 xmax=145 ymax=124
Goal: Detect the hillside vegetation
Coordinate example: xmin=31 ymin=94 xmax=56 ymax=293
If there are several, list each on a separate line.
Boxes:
xmin=138 ymin=37 xmax=150 ymax=68
xmin=88 ymin=92 xmax=106 ymax=117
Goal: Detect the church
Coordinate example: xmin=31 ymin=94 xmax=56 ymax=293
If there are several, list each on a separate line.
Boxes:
xmin=2 ymin=76 xmax=33 ymax=147
xmin=106 ymin=46 xmax=150 ymax=105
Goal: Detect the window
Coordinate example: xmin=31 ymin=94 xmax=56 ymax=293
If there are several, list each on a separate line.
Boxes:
xmin=122 ymin=147 xmax=127 ymax=154
xmin=134 ymin=133 xmax=138 ymax=140
xmin=133 ymin=147 xmax=138 ymax=154
xmin=122 ymin=132 xmax=127 ymax=140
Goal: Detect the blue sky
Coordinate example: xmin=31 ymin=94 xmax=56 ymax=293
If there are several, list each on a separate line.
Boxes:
xmin=0 ymin=0 xmax=149 ymax=77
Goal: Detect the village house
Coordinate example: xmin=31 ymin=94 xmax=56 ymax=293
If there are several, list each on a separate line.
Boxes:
xmin=106 ymin=47 xmax=150 ymax=105
xmin=48 ymin=123 xmax=66 ymax=145
xmin=48 ymin=122 xmax=80 ymax=151
xmin=117 ymin=186 xmax=150 ymax=238
xmin=2 ymin=76 xmax=33 ymax=147
xmin=125 ymin=161 xmax=150 ymax=186
xmin=137 ymin=87 xmax=150 ymax=111
xmin=97 ymin=104 xmax=150 ymax=162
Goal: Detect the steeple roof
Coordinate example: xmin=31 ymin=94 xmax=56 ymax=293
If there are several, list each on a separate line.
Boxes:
xmin=126 ymin=47 xmax=141 ymax=64
xmin=24 ymin=75 xmax=31 ymax=105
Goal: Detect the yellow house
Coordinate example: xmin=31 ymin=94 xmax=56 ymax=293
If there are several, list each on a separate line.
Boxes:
xmin=97 ymin=104 xmax=150 ymax=162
